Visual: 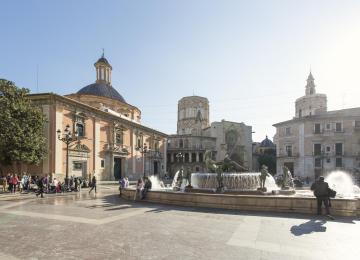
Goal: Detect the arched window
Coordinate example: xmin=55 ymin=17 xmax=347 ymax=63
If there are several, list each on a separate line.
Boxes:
xmin=115 ymin=131 xmax=123 ymax=145
xmin=75 ymin=115 xmax=85 ymax=137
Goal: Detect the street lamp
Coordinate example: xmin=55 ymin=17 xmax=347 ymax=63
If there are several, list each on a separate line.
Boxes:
xmin=136 ymin=143 xmax=148 ymax=177
xmin=57 ymin=124 xmax=78 ymax=188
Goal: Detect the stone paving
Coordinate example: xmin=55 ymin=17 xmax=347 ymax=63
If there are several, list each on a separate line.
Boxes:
xmin=0 ymin=186 xmax=359 ymax=260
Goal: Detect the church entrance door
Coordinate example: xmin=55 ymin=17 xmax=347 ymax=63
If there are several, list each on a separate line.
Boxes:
xmin=114 ymin=157 xmax=122 ymax=180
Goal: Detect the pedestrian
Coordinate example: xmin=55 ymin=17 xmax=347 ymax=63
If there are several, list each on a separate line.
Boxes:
xmin=141 ymin=177 xmax=152 ymax=200
xmin=119 ymin=177 xmax=126 ymax=195
xmin=311 ymin=176 xmax=334 ymax=219
xmin=2 ymin=176 xmax=7 ymax=192
xmin=6 ymin=173 xmax=11 ymax=192
xmin=78 ymin=178 xmax=82 ymax=192
xmin=134 ymin=178 xmax=143 ymax=200
xmin=11 ymin=174 xmax=19 ymax=193
xmin=36 ymin=177 xmax=45 ymax=198
xmin=89 ymin=175 xmax=97 ymax=194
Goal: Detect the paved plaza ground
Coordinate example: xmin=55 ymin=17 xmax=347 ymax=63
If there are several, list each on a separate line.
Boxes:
xmin=0 ymin=186 xmax=359 ymax=260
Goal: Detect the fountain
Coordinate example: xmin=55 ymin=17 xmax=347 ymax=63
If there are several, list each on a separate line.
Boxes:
xmin=120 ymin=153 xmax=360 ymax=217
xmin=190 ymin=172 xmax=279 ymax=193
xmin=325 ymin=170 xmax=360 ymax=198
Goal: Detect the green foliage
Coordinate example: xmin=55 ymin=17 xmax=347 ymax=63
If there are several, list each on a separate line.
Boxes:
xmin=258 ymin=153 xmax=276 ymax=175
xmin=0 ymin=79 xmax=47 ymax=166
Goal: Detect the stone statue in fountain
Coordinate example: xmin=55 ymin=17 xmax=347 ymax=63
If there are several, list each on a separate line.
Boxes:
xmin=259 ymin=165 xmax=270 ymax=191
xmin=204 ymin=150 xmax=224 ymax=193
xmin=281 ymin=166 xmax=294 ymax=189
xmin=185 ymin=167 xmax=193 ymax=189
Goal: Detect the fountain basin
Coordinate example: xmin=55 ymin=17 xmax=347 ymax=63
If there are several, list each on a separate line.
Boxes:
xmin=121 ymin=188 xmax=360 ymax=217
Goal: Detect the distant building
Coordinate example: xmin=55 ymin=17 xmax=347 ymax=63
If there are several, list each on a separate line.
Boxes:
xmin=273 ymin=72 xmax=360 ymax=181
xmin=21 ymin=54 xmax=167 ymax=181
xmin=167 ymin=96 xmax=252 ymax=176
xmin=252 ymin=136 xmax=276 ymax=173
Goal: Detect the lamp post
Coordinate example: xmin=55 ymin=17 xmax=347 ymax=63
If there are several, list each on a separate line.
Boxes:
xmin=136 ymin=143 xmax=148 ymax=177
xmin=57 ymin=124 xmax=78 ymax=188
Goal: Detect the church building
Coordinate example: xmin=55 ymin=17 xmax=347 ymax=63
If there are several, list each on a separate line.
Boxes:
xmin=26 ymin=54 xmax=168 ymax=181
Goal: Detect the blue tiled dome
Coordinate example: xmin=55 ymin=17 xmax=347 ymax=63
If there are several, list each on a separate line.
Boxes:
xmin=77 ymin=83 xmax=126 ymax=103
xmin=260 ymin=136 xmax=275 ymax=148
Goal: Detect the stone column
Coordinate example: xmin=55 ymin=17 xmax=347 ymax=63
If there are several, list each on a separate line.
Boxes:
xmin=196 ymin=152 xmax=199 ymax=162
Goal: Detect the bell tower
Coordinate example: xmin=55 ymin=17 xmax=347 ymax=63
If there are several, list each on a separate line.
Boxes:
xmin=95 ymin=50 xmax=112 ymax=85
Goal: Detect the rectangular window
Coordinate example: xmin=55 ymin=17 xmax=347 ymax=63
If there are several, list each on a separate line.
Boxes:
xmin=192 ymin=153 xmax=196 ymax=162
xmin=336 ymin=157 xmax=342 ymax=167
xmin=285 ymin=145 xmax=292 ymax=157
xmin=326 ymin=123 xmax=331 ymax=130
xmin=73 ymin=162 xmax=83 ymax=170
xmin=335 ymin=143 xmax=343 ymax=156
xmin=199 ymin=153 xmax=203 ymax=162
xmin=314 ymin=123 xmax=321 ymax=134
xmin=285 ymin=127 xmax=291 ymax=136
xmin=185 ymin=153 xmax=189 ymax=163
xmin=315 ymin=158 xmax=322 ymax=168
xmin=355 ymin=121 xmax=360 ymax=128
xmin=101 ymin=160 xmax=104 ymax=168
xmin=335 ymin=122 xmax=342 ymax=132
xmin=326 ymin=146 xmax=331 ymax=153
xmin=115 ymin=132 xmax=123 ymax=145
xmin=326 ymin=158 xmax=331 ymax=163
xmin=314 ymin=144 xmax=322 ymax=156
xmin=76 ymin=123 xmax=85 ymax=137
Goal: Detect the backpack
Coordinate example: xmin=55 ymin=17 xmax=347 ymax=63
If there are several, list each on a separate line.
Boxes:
xmin=328 ymin=188 xmax=336 ymax=198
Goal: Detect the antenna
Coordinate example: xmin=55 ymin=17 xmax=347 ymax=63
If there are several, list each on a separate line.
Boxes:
xmin=102 ymin=48 xmax=105 ymax=57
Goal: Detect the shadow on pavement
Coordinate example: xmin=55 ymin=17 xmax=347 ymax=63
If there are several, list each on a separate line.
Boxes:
xmin=290 ymin=219 xmax=327 ymax=236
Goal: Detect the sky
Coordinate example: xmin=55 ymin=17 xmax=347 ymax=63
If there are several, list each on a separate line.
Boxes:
xmin=2 ymin=0 xmax=360 ymax=142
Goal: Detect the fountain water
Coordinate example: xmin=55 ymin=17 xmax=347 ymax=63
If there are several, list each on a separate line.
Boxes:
xmin=325 ymin=170 xmax=360 ymax=198
xmin=191 ymin=172 xmax=279 ymax=192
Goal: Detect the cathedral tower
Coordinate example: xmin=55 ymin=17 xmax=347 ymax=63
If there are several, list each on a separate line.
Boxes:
xmin=295 ymin=72 xmax=327 ymax=118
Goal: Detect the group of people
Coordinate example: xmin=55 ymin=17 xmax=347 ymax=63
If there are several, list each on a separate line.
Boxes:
xmin=0 ymin=172 xmax=95 ymax=198
xmin=134 ymin=177 xmax=152 ymax=200
xmin=1 ymin=173 xmax=42 ymax=193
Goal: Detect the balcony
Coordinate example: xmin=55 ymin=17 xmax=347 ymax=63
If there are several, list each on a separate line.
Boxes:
xmin=147 ymin=150 xmax=163 ymax=159
xmin=278 ymin=152 xmax=299 ymax=158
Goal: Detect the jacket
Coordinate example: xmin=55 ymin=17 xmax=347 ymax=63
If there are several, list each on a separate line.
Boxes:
xmin=311 ymin=180 xmax=329 ymax=197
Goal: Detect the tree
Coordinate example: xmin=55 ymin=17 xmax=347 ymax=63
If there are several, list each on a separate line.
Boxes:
xmin=258 ymin=149 xmax=276 ymax=175
xmin=0 ymin=79 xmax=47 ymax=173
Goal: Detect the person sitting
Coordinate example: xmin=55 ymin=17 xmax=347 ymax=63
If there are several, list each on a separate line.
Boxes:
xmin=134 ymin=178 xmax=144 ymax=200
xmin=141 ymin=177 xmax=152 ymax=200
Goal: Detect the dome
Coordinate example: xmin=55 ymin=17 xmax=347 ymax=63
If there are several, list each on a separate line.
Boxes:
xmin=96 ymin=57 xmax=110 ymax=66
xmin=260 ymin=136 xmax=275 ymax=148
xmin=77 ymin=83 xmax=126 ymax=103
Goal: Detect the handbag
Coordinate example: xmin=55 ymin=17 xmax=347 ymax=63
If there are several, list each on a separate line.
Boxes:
xmin=328 ymin=188 xmax=336 ymax=198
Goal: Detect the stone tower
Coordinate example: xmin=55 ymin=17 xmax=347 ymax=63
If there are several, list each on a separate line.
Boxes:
xmin=177 ymin=96 xmax=210 ymax=135
xmin=295 ymin=72 xmax=327 ymax=118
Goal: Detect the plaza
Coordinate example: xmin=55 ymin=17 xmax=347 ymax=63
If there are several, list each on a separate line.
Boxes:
xmin=0 ymin=186 xmax=359 ymax=260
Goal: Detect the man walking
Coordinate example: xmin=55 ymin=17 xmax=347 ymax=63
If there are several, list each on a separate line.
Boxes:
xmin=89 ymin=175 xmax=97 ymax=194
xmin=36 ymin=177 xmax=45 ymax=198
xmin=311 ymin=176 xmax=334 ymax=219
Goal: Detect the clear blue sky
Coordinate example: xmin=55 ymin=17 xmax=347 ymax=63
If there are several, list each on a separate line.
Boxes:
xmin=2 ymin=0 xmax=360 ymax=141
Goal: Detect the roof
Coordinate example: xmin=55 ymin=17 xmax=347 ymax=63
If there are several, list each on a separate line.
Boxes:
xmin=260 ymin=136 xmax=275 ymax=148
xmin=77 ymin=83 xmax=126 ymax=103
xmin=95 ymin=56 xmax=111 ymax=66
xmin=273 ymin=107 xmax=360 ymax=127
